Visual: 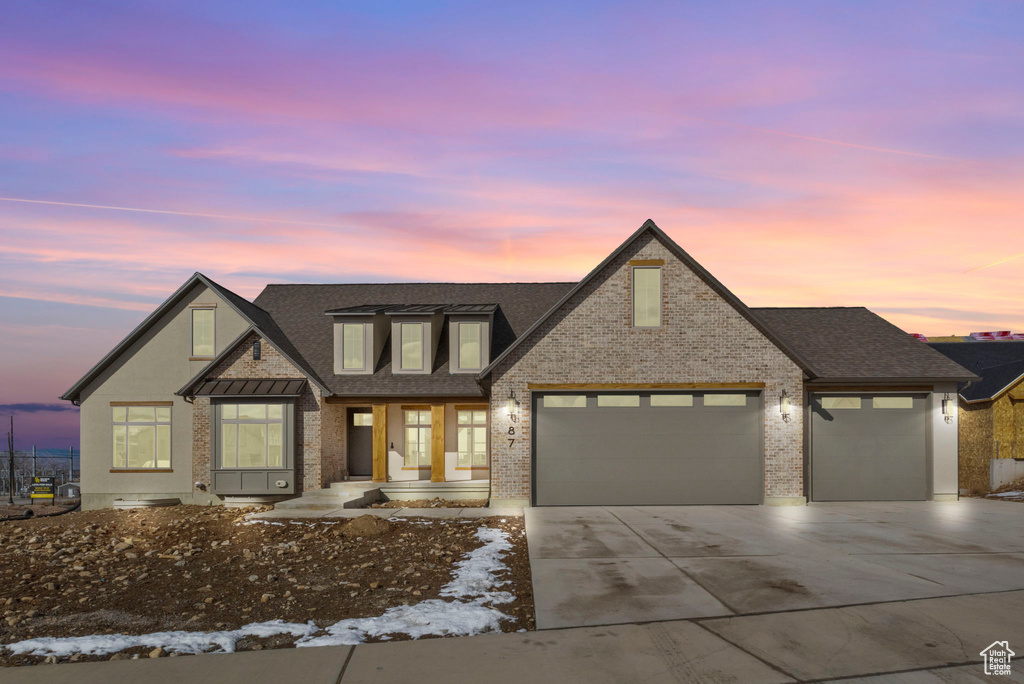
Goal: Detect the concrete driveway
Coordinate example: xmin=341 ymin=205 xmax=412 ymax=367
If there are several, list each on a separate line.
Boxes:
xmin=525 ymin=499 xmax=1024 ymax=629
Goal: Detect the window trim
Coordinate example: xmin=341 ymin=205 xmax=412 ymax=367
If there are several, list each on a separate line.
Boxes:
xmin=399 ymin=322 xmax=426 ymax=371
xmin=631 ymin=266 xmax=662 ymax=328
xmin=456 ymin=321 xmax=483 ymax=371
xmin=217 ymin=402 xmax=287 ymax=470
xmin=112 ymin=405 xmax=172 ymax=471
xmin=191 ymin=307 xmax=216 ymax=358
xmin=403 ymin=409 xmax=432 ymax=467
xmin=340 ymin=322 xmax=367 ymax=371
xmin=456 ymin=409 xmax=488 ymax=468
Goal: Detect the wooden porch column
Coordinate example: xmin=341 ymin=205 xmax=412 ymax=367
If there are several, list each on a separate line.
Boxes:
xmin=431 ymin=404 xmax=445 ymax=482
xmin=371 ymin=403 xmax=388 ymax=483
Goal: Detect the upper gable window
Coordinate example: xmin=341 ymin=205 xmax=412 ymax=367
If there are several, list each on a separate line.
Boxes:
xmin=457 ymin=322 xmax=482 ymax=371
xmin=632 ymin=267 xmax=661 ymax=328
xmin=191 ymin=308 xmax=215 ymax=357
xmin=341 ymin=323 xmax=366 ymax=370
xmin=400 ymin=322 xmax=424 ymax=371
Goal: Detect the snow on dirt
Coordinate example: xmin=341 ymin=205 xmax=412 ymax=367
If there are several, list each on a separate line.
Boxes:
xmin=3 ymin=526 xmax=515 ymax=657
xmin=297 ymin=526 xmax=513 ymax=647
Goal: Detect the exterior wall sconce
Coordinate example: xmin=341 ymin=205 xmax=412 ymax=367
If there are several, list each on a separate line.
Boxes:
xmin=507 ymin=389 xmax=520 ymax=415
xmin=942 ymin=393 xmax=953 ymax=423
xmin=780 ymin=390 xmax=791 ymax=422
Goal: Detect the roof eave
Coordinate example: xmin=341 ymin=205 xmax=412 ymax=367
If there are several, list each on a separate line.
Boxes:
xmin=805 ymin=375 xmax=979 ymax=385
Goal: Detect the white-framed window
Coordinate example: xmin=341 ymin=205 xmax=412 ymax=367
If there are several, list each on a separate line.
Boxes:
xmin=404 ymin=410 xmax=431 ymax=466
xmin=822 ymin=396 xmax=862 ymax=410
xmin=220 ymin=403 xmax=284 ymax=469
xmin=457 ymin=410 xmax=488 ymax=467
xmin=457 ymin=322 xmax=482 ymax=370
xmin=597 ymin=395 xmax=640 ymax=407
xmin=400 ymin=322 xmax=424 ymax=370
xmin=191 ymin=308 xmax=215 ymax=357
xmin=113 ymin=406 xmax=171 ymax=469
xmin=341 ymin=323 xmax=365 ymax=370
xmin=704 ymin=394 xmax=747 ymax=407
xmin=632 ymin=266 xmax=661 ymax=328
xmin=542 ymin=395 xmax=587 ymax=408
xmin=651 ymin=394 xmax=693 ymax=407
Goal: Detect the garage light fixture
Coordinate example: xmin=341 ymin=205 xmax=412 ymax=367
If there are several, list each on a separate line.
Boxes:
xmin=942 ymin=393 xmax=953 ymax=423
xmin=779 ymin=390 xmax=791 ymax=422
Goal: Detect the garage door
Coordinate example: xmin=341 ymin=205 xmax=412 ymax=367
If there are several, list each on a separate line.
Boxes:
xmin=534 ymin=391 xmax=762 ymax=506
xmin=810 ymin=394 xmax=928 ymax=501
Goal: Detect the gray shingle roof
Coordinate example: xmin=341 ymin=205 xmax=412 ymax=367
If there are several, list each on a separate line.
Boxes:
xmin=928 ymin=341 xmax=1024 ymax=402
xmin=254 ymin=282 xmax=575 ymax=396
xmin=752 ymin=307 xmax=978 ymax=382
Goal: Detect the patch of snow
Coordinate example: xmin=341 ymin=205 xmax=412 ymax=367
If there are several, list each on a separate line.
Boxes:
xmin=241 ymin=520 xmax=285 ymax=526
xmin=3 ymin=620 xmax=319 ymax=657
xmin=990 ymin=491 xmax=1024 ymax=497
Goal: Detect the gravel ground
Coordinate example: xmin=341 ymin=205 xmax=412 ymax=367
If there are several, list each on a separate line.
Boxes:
xmin=0 ymin=505 xmax=533 ymax=667
xmin=369 ymin=498 xmax=487 ymax=509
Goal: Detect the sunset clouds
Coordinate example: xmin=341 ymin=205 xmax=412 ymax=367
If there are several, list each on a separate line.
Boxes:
xmin=1 ymin=0 xmax=1023 ymax=446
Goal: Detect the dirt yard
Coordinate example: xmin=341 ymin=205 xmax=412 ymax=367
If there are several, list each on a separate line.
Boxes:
xmin=0 ymin=501 xmax=80 ymax=521
xmin=369 ymin=497 xmax=487 ymax=509
xmin=0 ymin=505 xmax=532 ymax=666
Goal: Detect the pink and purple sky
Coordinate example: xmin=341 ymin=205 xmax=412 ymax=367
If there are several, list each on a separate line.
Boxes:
xmin=2 ymin=1 xmax=1023 ymax=448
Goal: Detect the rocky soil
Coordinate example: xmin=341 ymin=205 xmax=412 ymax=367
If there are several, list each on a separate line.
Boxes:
xmin=0 ymin=505 xmax=532 ymax=667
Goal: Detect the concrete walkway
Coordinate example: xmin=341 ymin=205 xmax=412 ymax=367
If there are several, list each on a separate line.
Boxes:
xmin=525 ymin=499 xmax=1024 ymax=629
xmin=7 ymin=589 xmax=1024 ymax=683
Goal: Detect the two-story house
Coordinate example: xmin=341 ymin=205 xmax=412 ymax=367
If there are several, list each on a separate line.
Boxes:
xmin=61 ymin=221 xmax=975 ymax=509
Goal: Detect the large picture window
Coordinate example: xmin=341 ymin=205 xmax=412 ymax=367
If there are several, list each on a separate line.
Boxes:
xmin=457 ymin=410 xmax=487 ymax=467
xmin=404 ymin=409 xmax=431 ymax=467
xmin=113 ymin=406 xmax=171 ymax=469
xmin=632 ymin=267 xmax=661 ymax=327
xmin=192 ymin=308 xmax=215 ymax=357
xmin=220 ymin=403 xmax=284 ymax=469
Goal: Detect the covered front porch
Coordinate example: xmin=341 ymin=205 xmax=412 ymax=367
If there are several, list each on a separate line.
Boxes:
xmin=326 ymin=399 xmax=492 ymax=485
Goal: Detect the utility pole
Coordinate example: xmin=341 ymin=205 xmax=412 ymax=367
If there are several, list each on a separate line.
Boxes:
xmin=69 ymin=446 xmax=74 ymax=486
xmin=7 ymin=416 xmax=14 ymax=505
xmin=32 ymin=444 xmax=36 ymax=478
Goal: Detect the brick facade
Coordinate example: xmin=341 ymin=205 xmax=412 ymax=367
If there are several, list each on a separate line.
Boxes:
xmin=190 ymin=332 xmax=343 ymax=494
xmin=489 ymin=232 xmax=806 ymax=502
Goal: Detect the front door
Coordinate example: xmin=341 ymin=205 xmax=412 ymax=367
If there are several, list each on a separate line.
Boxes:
xmin=348 ymin=409 xmax=374 ymax=477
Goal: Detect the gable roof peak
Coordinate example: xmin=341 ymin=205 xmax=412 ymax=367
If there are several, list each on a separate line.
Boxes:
xmin=477 ymin=219 xmax=818 ymax=379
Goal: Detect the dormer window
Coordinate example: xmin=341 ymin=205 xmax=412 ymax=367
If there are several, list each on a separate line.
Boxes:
xmin=327 ymin=307 xmax=388 ymax=375
xmin=341 ymin=323 xmax=366 ymax=370
xmin=444 ymin=305 xmax=495 ymax=374
xmin=457 ymin=322 xmax=482 ymax=371
xmin=400 ymin=322 xmax=424 ymax=371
